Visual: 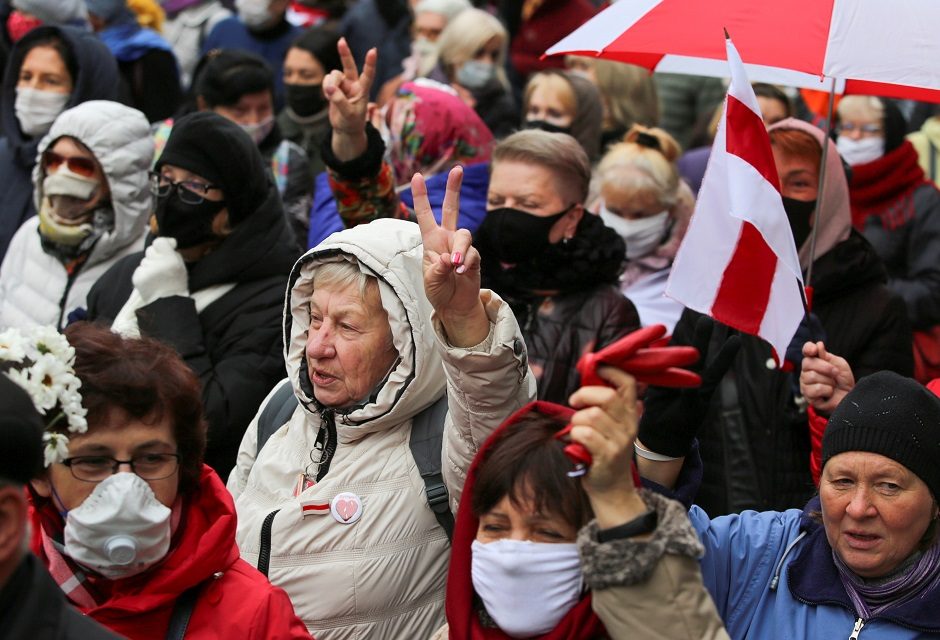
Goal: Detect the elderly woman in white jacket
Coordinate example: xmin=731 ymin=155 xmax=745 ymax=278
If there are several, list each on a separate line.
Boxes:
xmin=0 ymin=100 xmax=152 ymax=329
xmin=228 ymin=168 xmax=536 ymax=639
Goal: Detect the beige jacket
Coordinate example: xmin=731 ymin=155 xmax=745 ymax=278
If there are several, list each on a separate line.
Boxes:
xmin=228 ymin=219 xmax=535 ymax=639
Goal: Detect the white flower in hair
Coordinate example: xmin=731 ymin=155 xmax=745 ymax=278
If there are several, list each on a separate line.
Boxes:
xmin=0 ymin=326 xmax=87 ymax=466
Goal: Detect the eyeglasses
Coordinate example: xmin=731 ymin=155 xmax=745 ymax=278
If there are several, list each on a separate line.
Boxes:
xmin=835 ymin=122 xmax=883 ymax=136
xmin=148 ymin=171 xmax=220 ymax=205
xmin=42 ymin=150 xmax=97 ymax=178
xmin=61 ymin=453 xmax=181 ymax=482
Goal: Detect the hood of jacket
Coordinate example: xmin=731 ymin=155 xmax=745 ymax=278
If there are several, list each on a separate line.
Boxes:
xmin=444 ymin=400 xmax=605 ymax=640
xmin=284 ymin=218 xmax=446 ymax=441
xmin=32 ymin=100 xmax=152 ymax=266
xmin=2 ymin=25 xmax=119 ymax=168
xmin=767 ymin=117 xmax=852 ymax=269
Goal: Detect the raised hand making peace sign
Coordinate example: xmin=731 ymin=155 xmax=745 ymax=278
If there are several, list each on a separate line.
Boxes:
xmin=412 ymin=166 xmax=490 ymax=348
xmin=323 ymin=37 xmax=375 ymax=162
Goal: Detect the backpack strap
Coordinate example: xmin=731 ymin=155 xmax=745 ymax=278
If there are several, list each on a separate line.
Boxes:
xmin=409 ymin=395 xmax=454 ymax=540
xmin=165 ymin=580 xmax=206 ymax=640
xmin=256 ymin=379 xmax=299 ymax=454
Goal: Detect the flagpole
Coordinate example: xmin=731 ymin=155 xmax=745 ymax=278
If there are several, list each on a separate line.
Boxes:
xmin=804 ymin=76 xmax=837 ymax=289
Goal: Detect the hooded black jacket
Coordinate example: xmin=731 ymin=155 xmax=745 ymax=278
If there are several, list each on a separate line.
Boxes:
xmin=0 ymin=25 xmax=118 ymax=262
xmin=684 ymin=231 xmax=912 ymax=516
xmin=86 ymin=181 xmax=299 ymax=478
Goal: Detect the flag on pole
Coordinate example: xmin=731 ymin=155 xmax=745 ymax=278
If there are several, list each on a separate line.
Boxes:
xmin=666 ymin=37 xmax=805 ymax=363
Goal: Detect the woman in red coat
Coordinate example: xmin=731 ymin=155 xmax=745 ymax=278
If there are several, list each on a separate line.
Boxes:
xmin=28 ymin=323 xmax=311 ymax=640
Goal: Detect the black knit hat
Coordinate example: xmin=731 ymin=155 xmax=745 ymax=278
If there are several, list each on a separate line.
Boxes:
xmin=156 ymin=111 xmax=270 ymax=226
xmin=0 ymin=375 xmax=44 ymax=485
xmin=822 ymin=371 xmax=940 ymax=499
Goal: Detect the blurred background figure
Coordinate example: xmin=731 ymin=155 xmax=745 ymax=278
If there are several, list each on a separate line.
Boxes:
xmin=0 ymin=374 xmax=121 ymax=640
xmin=429 ymin=7 xmax=515 ymax=139
xmin=522 ymin=69 xmax=603 ymax=162
xmin=339 ymin=0 xmax=409 ymax=96
xmin=161 ymin=0 xmax=231 ymax=88
xmin=156 ymin=48 xmax=312 ymax=247
xmin=86 ymin=0 xmax=183 ymax=123
xmin=278 ymin=27 xmax=340 ymax=176
xmin=26 ymin=323 xmax=310 ymax=639
xmin=0 ymin=101 xmax=152 ymax=329
xmin=907 ymin=104 xmax=940 ymax=188
xmin=201 ymin=0 xmax=300 ymax=105
xmin=565 ymin=55 xmax=659 ymax=150
xmin=86 ymin=112 xmax=299 ymax=478
xmin=653 ymin=72 xmax=725 ymax=152
xmin=593 ymin=125 xmax=692 ymax=333
xmin=835 ymin=96 xmax=940 ymax=353
xmin=0 ymin=25 xmax=118 ymax=263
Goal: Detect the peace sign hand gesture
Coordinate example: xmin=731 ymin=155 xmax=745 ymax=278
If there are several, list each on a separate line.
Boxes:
xmin=412 ymin=166 xmax=490 ymax=348
xmin=323 ymin=37 xmax=375 ymax=161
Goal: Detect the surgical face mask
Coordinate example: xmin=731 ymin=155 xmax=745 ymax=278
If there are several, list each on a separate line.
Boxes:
xmin=15 ymin=88 xmax=70 ymax=138
xmin=236 ymin=0 xmax=273 ymax=29
xmin=38 ymin=167 xmax=101 ymax=246
xmin=471 ymin=539 xmax=583 ymax=638
xmin=412 ymin=37 xmax=438 ymax=77
xmin=836 ymin=135 xmax=884 ymax=166
xmin=154 ymin=188 xmax=226 ymax=249
xmin=239 ymin=115 xmax=275 ymax=145
xmin=478 ymin=205 xmax=571 ymax=264
xmin=600 ymin=206 xmax=669 ymax=260
xmin=456 ymin=59 xmax=494 ymax=90
xmin=63 ymin=473 xmax=172 ymax=580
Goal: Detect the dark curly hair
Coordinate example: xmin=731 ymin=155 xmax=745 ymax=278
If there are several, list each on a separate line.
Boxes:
xmin=61 ymin=323 xmax=207 ymax=494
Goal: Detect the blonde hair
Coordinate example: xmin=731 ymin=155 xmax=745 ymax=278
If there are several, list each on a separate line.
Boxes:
xmin=492 ymin=129 xmax=591 ymax=204
xmin=523 ymin=72 xmax=577 ymax=119
xmin=597 ymin=125 xmax=681 ymax=208
xmin=566 ymin=56 xmax=659 ymax=131
xmin=436 ymin=8 xmax=509 ymax=88
xmin=837 ymin=95 xmax=884 ymax=122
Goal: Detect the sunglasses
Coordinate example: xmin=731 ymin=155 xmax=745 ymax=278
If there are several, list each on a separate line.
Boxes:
xmin=42 ymin=150 xmax=97 ymax=178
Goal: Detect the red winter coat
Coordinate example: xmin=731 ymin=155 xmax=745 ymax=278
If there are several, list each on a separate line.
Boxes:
xmin=31 ymin=466 xmax=312 ymax=640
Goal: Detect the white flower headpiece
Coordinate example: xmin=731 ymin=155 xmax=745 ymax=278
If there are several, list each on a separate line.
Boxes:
xmin=0 ymin=326 xmax=87 ymax=466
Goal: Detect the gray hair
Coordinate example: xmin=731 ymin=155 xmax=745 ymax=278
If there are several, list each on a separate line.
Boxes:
xmin=414 ymin=0 xmax=471 ymax=22
xmin=311 ymin=259 xmax=377 ymax=304
xmin=492 ymin=129 xmax=591 ymax=204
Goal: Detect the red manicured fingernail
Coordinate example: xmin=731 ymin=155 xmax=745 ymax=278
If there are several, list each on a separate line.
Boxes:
xmin=452 ymin=251 xmax=462 ymax=265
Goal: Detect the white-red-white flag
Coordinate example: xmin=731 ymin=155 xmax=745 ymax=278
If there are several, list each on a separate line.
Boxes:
xmin=666 ymin=37 xmax=805 ymax=363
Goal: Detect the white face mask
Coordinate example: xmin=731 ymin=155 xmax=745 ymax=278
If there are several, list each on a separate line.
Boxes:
xmin=412 ymin=37 xmax=438 ymax=77
xmin=240 ymin=114 xmax=275 ymax=145
xmin=63 ymin=473 xmax=172 ymax=580
xmin=15 ymin=88 xmax=70 ymax=138
xmin=236 ymin=0 xmax=273 ymax=29
xmin=456 ymin=60 xmax=495 ymax=90
xmin=837 ymin=135 xmax=885 ymax=166
xmin=471 ymin=539 xmax=583 ymax=638
xmin=38 ymin=167 xmax=101 ymax=246
xmin=600 ymin=206 xmax=670 ymax=260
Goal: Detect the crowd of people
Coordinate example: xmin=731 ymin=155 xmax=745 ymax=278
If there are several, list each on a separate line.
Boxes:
xmin=2 ymin=1 xmax=940 ymax=639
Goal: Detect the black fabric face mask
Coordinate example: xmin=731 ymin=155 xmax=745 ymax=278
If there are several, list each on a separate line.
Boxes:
xmin=285 ymin=83 xmax=326 ymax=117
xmin=477 ymin=205 xmax=572 ymax=264
xmin=523 ymin=119 xmax=573 ymax=136
xmin=782 ymin=196 xmax=816 ymax=249
xmin=153 ymin=191 xmax=226 ymax=249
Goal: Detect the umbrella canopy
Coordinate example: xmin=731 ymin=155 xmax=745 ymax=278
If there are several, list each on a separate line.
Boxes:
xmin=546 ymin=0 xmax=940 ymax=101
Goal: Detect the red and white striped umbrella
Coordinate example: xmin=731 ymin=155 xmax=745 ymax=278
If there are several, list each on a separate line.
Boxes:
xmin=546 ymin=0 xmax=940 ymax=101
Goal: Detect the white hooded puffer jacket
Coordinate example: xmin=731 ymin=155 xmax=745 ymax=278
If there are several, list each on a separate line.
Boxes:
xmin=228 ymin=219 xmax=535 ymax=639
xmin=0 ymin=100 xmax=153 ymax=329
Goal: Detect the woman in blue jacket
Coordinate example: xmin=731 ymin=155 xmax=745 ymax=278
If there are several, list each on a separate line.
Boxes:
xmin=686 ymin=371 xmax=940 ymax=638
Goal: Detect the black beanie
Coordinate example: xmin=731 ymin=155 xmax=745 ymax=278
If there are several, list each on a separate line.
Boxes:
xmin=156 ymin=112 xmax=270 ymax=226
xmin=0 ymin=375 xmax=44 ymax=485
xmin=822 ymin=371 xmax=940 ymax=499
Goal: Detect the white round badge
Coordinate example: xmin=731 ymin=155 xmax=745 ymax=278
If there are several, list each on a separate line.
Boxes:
xmin=330 ymin=492 xmax=363 ymax=525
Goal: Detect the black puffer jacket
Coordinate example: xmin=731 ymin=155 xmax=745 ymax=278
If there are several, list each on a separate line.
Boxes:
xmin=479 ymin=212 xmax=640 ymax=403
xmin=86 ymin=183 xmax=299 ymax=478
xmin=683 ymin=231 xmax=912 ymax=516
xmin=0 ymin=25 xmax=119 ymax=262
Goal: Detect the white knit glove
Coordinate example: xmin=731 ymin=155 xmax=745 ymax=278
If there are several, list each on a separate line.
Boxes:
xmin=132 ymin=237 xmax=190 ymax=305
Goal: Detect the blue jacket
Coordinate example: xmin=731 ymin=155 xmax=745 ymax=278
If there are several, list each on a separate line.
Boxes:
xmin=307 ymin=161 xmax=490 ymax=249
xmin=692 ymin=498 xmax=940 ymax=639
xmin=0 ymin=25 xmax=119 ymax=263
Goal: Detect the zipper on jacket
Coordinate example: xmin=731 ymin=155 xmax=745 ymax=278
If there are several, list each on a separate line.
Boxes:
xmin=849 ymin=617 xmax=864 ymax=639
xmin=769 ymin=531 xmax=807 ymax=590
xmin=56 ymin=257 xmax=87 ymax=329
xmin=315 ymin=408 xmax=337 ymax=482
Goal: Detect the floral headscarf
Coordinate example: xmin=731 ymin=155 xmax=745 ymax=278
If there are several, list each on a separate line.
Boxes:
xmin=381 ymin=80 xmax=494 ymax=188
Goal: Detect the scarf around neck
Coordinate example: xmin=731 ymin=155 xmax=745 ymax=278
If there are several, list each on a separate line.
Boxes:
xmin=849 ymin=140 xmax=930 ymax=231
xmin=832 ymin=540 xmax=940 ymax=620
